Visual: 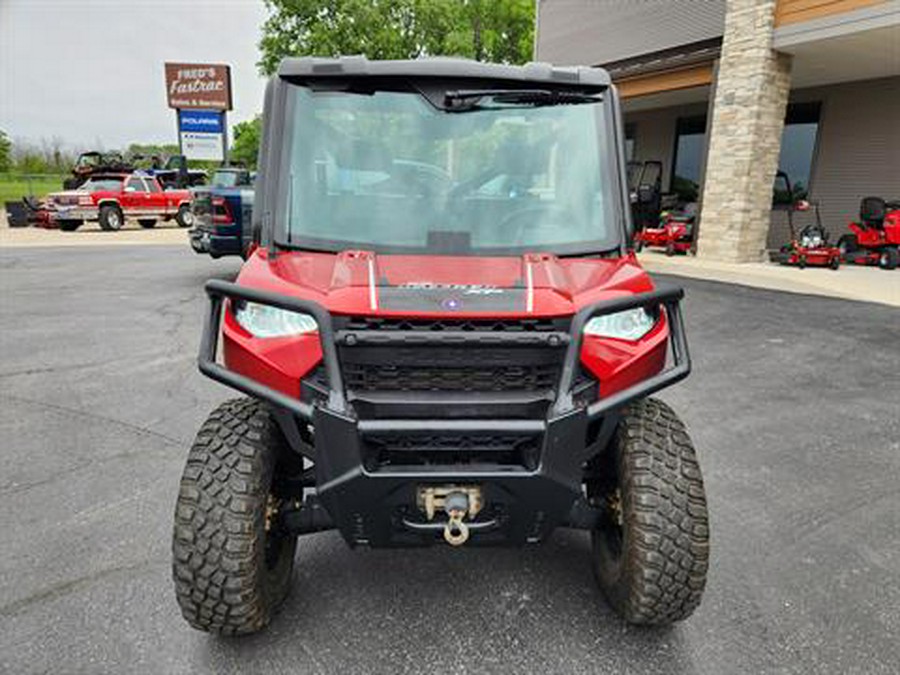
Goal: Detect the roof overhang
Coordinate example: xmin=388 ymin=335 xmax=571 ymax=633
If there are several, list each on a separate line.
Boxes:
xmin=774 ymin=2 xmax=900 ymax=87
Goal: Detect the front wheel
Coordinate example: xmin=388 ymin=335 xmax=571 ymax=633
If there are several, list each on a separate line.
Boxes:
xmin=176 ymin=204 xmax=193 ymax=228
xmin=837 ymin=234 xmax=858 ymax=256
xmin=878 ymin=247 xmax=898 ymax=270
xmin=172 ymin=398 xmax=299 ymax=635
xmin=98 ymin=204 xmax=124 ymax=231
xmin=588 ymin=398 xmax=709 ymax=625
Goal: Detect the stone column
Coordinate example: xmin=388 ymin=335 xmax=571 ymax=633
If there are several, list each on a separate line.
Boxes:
xmin=696 ymin=0 xmax=792 ymax=262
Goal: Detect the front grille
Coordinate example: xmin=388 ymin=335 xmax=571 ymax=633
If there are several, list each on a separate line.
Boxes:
xmin=365 ymin=432 xmax=540 ymax=469
xmin=334 ymin=316 xmax=571 ymax=396
xmin=342 ymin=361 xmax=560 ymax=393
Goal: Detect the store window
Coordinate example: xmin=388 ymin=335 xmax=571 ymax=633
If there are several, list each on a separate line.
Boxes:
xmin=775 ymin=102 xmax=821 ymax=203
xmin=671 ymin=116 xmax=706 ymax=203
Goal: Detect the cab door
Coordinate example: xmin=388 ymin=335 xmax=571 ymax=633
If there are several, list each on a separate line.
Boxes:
xmin=144 ymin=177 xmax=168 ymax=216
xmin=122 ymin=176 xmax=151 ymax=215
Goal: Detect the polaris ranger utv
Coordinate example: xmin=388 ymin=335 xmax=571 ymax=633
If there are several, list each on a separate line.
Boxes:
xmin=173 ymin=57 xmax=709 ymax=634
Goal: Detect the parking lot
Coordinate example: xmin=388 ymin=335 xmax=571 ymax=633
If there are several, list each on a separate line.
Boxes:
xmin=2 ymin=243 xmax=899 ymax=675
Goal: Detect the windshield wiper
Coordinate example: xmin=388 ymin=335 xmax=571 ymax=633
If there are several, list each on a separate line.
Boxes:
xmin=444 ymin=89 xmax=602 ymax=112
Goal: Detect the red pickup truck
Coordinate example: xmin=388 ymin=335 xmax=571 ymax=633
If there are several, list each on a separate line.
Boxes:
xmin=45 ymin=172 xmax=193 ymax=231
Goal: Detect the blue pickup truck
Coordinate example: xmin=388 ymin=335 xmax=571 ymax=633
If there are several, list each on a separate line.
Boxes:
xmin=188 ymin=168 xmax=255 ymax=259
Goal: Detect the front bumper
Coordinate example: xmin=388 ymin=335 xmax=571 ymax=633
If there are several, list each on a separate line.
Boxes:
xmin=198 ymin=280 xmax=691 ymax=547
xmin=48 ymin=206 xmax=96 ymax=222
xmin=189 ymin=228 xmax=242 ymax=257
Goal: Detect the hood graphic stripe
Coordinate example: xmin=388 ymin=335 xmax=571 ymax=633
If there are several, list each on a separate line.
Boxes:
xmin=526 ymin=260 xmax=534 ymax=314
xmin=368 ymin=257 xmax=378 ymax=311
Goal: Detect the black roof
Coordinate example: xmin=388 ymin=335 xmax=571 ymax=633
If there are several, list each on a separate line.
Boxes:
xmin=277 ymin=56 xmax=611 ymax=87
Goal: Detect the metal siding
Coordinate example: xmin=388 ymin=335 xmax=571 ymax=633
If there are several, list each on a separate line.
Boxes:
xmin=537 ymin=0 xmax=726 ymax=66
xmin=767 ymin=76 xmax=900 ymax=247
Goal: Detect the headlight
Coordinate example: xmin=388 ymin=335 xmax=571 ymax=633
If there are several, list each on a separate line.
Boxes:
xmin=583 ymin=307 xmax=657 ymax=341
xmin=233 ymin=301 xmax=317 ymax=338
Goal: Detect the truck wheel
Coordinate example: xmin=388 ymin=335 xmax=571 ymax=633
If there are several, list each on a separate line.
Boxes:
xmin=176 ymin=204 xmax=193 ymax=228
xmin=665 ymin=242 xmax=676 ymax=256
xmin=172 ymin=398 xmax=299 ymax=635
xmin=58 ymin=219 xmax=82 ymax=232
xmin=878 ymin=248 xmax=898 ymax=270
xmin=837 ymin=234 xmax=858 ymax=256
xmin=588 ymin=398 xmax=709 ymax=625
xmin=98 ymin=204 xmax=124 ymax=231
xmin=138 ymin=219 xmax=157 ymax=229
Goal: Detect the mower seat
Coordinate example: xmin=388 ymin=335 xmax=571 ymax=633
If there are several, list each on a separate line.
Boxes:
xmin=860 ymin=196 xmax=886 ymax=228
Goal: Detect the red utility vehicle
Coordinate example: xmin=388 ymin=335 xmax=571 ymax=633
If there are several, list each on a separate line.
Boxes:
xmin=172 ymin=58 xmax=709 ymax=635
xmin=838 ymin=197 xmax=900 ymax=270
xmin=45 ymin=172 xmax=193 ymax=231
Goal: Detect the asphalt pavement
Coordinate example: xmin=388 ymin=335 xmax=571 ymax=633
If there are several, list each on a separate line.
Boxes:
xmin=1 ymin=245 xmax=898 ymax=674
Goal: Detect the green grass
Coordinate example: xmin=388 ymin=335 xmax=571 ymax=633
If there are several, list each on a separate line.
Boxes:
xmin=0 ymin=174 xmax=67 ymax=204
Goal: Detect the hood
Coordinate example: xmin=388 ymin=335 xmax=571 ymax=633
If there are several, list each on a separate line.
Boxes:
xmin=237 ymin=249 xmax=655 ymax=318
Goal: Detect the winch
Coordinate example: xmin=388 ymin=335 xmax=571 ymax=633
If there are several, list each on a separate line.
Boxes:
xmin=417 ymin=485 xmax=483 ymax=546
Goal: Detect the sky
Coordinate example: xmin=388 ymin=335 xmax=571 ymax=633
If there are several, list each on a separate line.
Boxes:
xmin=0 ymin=0 xmax=270 ymax=150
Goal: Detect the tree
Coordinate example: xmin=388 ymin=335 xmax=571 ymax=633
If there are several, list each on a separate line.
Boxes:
xmin=258 ymin=0 xmax=534 ymax=76
xmin=0 ymin=130 xmax=10 ymax=172
xmin=230 ymin=116 xmax=262 ymax=168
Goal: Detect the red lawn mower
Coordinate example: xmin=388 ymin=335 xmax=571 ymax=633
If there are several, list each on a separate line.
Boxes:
xmin=770 ymin=171 xmax=841 ymax=270
xmin=634 ymin=203 xmax=696 ymax=256
xmin=837 ymin=197 xmax=900 ymax=270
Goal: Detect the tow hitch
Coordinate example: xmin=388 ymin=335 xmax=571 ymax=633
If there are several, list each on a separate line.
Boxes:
xmin=417 ymin=485 xmax=483 ymax=546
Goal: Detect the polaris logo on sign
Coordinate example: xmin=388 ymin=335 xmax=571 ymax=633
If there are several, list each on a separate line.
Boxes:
xmin=179 ymin=110 xmax=224 ymax=134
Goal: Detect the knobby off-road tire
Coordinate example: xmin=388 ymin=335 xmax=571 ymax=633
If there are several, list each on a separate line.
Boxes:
xmin=172 ymin=398 xmax=299 ymax=635
xmin=590 ymin=398 xmax=709 ymax=625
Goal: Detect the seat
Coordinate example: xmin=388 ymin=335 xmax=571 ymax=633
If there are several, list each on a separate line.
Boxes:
xmin=860 ymin=196 xmax=886 ymax=229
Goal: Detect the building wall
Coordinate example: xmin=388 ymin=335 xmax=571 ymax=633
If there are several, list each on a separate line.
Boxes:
xmin=536 ymin=0 xmax=725 ymax=66
xmin=768 ymin=75 xmax=900 ymax=247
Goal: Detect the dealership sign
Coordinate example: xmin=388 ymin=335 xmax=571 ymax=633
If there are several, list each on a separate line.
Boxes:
xmin=165 ymin=63 xmax=232 ymax=111
xmin=178 ymin=109 xmax=225 ymax=161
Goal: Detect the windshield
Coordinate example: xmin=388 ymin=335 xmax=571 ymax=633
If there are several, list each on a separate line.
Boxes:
xmin=279 ymin=84 xmax=620 ymax=255
xmin=212 ymin=170 xmax=248 ymax=188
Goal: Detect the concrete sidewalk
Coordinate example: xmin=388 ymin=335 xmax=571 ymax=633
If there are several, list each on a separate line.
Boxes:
xmin=639 ymin=250 xmax=900 ymax=307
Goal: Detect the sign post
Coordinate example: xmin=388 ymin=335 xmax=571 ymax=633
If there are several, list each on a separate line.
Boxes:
xmin=164 ymin=63 xmax=232 ymax=163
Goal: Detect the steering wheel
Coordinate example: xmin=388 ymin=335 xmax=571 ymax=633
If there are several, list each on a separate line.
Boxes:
xmin=495 ymin=203 xmax=574 ymax=246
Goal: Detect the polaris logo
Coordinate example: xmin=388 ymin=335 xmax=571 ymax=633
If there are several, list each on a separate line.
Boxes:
xmin=399 ymin=282 xmax=504 ymax=296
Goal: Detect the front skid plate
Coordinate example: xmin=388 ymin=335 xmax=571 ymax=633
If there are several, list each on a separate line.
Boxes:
xmin=312 ymin=406 xmax=589 ymax=547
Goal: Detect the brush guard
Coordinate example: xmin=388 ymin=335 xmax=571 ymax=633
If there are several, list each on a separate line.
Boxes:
xmin=198 ymin=278 xmax=691 ymax=546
